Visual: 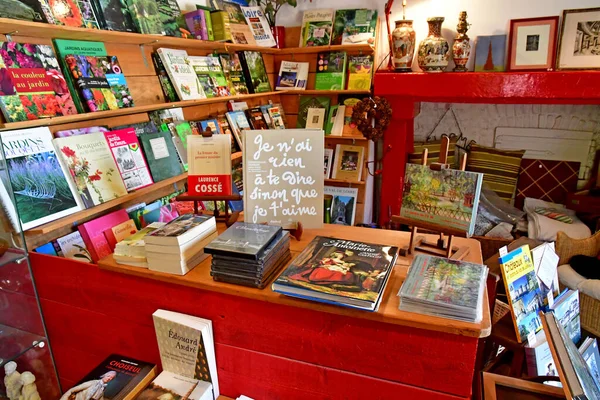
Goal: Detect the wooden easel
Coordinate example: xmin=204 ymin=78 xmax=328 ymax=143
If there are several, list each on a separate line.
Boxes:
xmin=392 ymin=137 xmax=471 ymax=260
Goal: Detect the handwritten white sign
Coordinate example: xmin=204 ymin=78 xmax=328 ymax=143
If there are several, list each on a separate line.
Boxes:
xmin=243 ymin=129 xmax=324 ymax=229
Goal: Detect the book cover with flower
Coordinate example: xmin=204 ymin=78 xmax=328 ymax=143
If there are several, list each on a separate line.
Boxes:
xmin=0 ymin=41 xmax=77 ymax=122
xmin=347 ymin=55 xmax=373 ymax=90
xmin=54 ymin=132 xmax=128 ymax=208
xmin=104 ymin=128 xmax=153 ymax=192
xmin=157 ymin=48 xmax=205 ymax=101
xmin=0 ymin=127 xmax=81 ymax=231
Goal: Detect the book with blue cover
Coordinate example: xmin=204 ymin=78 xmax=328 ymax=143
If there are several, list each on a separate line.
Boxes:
xmin=579 ymin=338 xmax=600 ymax=391
xmin=551 ymin=289 xmax=581 ymax=345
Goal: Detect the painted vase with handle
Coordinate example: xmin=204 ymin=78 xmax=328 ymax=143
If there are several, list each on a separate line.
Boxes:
xmin=418 ymin=17 xmax=450 ymax=72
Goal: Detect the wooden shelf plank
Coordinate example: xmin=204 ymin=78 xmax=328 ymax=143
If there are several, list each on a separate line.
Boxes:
xmin=231 ymin=152 xmax=242 ymax=161
xmin=278 ymin=44 xmax=375 ymax=55
xmin=24 ymin=173 xmax=188 ymax=235
xmin=325 ymin=179 xmax=366 ymax=185
xmin=0 ymin=92 xmax=286 ymax=130
xmin=0 ymin=18 xmax=279 ymax=53
xmin=278 ymin=90 xmax=371 ymax=95
xmin=325 ymin=135 xmax=368 ymax=141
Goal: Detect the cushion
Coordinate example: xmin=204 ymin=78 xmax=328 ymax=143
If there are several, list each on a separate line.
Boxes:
xmin=558 ymin=264 xmax=587 ymax=291
xmin=579 ymin=279 xmax=600 ymax=300
xmin=556 ymin=230 xmax=600 ymax=265
xmin=525 ymin=198 xmax=591 ymax=242
xmin=534 ymin=207 xmax=573 ymax=224
xmin=466 ymin=144 xmax=525 ymax=202
xmin=408 ymin=136 xmax=457 ymax=167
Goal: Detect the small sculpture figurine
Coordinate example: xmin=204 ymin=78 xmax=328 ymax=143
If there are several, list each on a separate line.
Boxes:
xmin=4 ymin=361 xmax=22 ymax=400
xmin=452 ymin=11 xmax=472 ymax=72
xmin=18 ymin=372 xmax=40 ymax=400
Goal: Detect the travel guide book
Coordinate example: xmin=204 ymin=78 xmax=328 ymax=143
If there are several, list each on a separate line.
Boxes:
xmin=139 ymin=131 xmax=184 ymax=182
xmin=299 ymin=9 xmax=334 ymax=47
xmin=399 ymin=255 xmax=488 ymax=323
xmin=0 ymin=127 xmax=81 ymax=230
xmin=324 ymin=186 xmax=358 ymax=226
xmin=331 ymin=9 xmax=378 ymax=45
xmin=157 ymin=48 xmax=205 ymax=101
xmin=499 ymin=245 xmax=544 ymax=343
xmin=204 ymin=222 xmax=281 ymax=260
xmin=315 ymin=52 xmax=347 ymax=90
xmin=276 ymin=61 xmax=309 ymax=90
xmin=241 ymin=6 xmax=276 ymax=47
xmin=400 ymin=164 xmax=484 ymax=236
xmin=551 ymin=289 xmax=581 ymax=344
xmin=273 ymin=236 xmax=399 ymax=311
xmin=104 ymin=128 xmax=153 ymax=192
xmin=61 ymin=354 xmax=156 ymax=399
xmin=0 ymin=41 xmax=77 ymax=122
xmin=145 ymin=214 xmax=216 ymax=246
xmin=54 ymin=132 xmax=128 ymax=208
xmin=238 ymin=51 xmax=271 ymax=93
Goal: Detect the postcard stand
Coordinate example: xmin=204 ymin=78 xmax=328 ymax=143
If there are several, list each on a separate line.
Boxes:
xmin=391 ymin=137 xmax=470 ymax=260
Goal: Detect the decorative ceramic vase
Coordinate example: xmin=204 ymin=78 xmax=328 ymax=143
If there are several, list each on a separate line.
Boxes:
xmin=452 ymin=11 xmax=471 ymax=72
xmin=418 ymin=17 xmax=450 ymax=73
xmin=392 ymin=20 xmax=416 ymax=72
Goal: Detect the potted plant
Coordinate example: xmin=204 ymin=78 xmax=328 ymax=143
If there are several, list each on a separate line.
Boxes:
xmin=254 ymin=0 xmax=297 ymax=48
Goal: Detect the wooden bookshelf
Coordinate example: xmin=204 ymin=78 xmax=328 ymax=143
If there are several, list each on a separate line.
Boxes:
xmin=278 ymin=43 xmax=375 ymax=55
xmin=325 ymin=135 xmax=368 ymax=141
xmin=278 ymin=90 xmax=372 ymax=96
xmin=325 ymin=179 xmax=366 ymax=185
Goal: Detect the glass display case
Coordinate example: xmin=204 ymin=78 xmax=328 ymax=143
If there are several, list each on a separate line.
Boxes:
xmin=0 ymin=149 xmax=61 ymax=398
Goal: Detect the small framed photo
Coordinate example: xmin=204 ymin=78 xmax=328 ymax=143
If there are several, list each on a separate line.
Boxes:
xmin=507 ymin=16 xmax=559 ymax=71
xmin=324 ymin=148 xmax=333 ymax=178
xmin=557 ymin=7 xmax=600 ymax=70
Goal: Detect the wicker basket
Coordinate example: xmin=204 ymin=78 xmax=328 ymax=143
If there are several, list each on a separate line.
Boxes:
xmin=472 ymin=236 xmax=512 ymax=262
xmin=580 ymin=292 xmax=600 ymax=337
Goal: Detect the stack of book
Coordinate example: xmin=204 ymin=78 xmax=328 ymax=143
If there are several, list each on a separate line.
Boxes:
xmin=204 ymin=222 xmax=290 ymax=289
xmin=398 ymin=255 xmax=488 ymax=323
xmin=113 ymin=222 xmax=166 ymax=267
xmin=144 ymin=214 xmax=218 ymax=275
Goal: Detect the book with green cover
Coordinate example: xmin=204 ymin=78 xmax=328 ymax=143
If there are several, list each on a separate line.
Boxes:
xmin=96 ymin=0 xmax=136 ymax=32
xmin=189 ymin=56 xmax=218 ymax=98
xmin=157 ymin=0 xmax=182 ymax=37
xmin=52 ymin=39 xmax=107 ymax=114
xmin=298 ymin=9 xmax=334 ymax=47
xmin=296 ymin=96 xmax=330 ymax=128
xmin=139 ymin=131 xmax=184 ymax=182
xmin=196 ymin=6 xmax=214 ymax=40
xmin=315 ymin=52 xmax=347 ymax=90
xmin=207 ymin=56 xmax=229 ymax=96
xmin=324 ymin=104 xmax=339 ymax=135
xmin=331 ymin=9 xmax=378 ymax=45
xmin=347 ymin=55 xmax=373 ymax=90
xmin=211 ymin=10 xmax=230 ymax=41
xmin=126 ymin=0 xmax=164 ymax=35
xmin=218 ymin=53 xmax=249 ymax=95
xmin=152 ymin=52 xmax=179 ymax=102
xmin=238 ymin=51 xmax=271 ymax=94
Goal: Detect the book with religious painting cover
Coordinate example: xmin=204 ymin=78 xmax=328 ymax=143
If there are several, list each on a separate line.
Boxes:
xmin=61 ymin=354 xmax=156 ymax=399
xmin=272 ymin=236 xmax=399 ymax=311
xmin=0 ymin=41 xmax=77 ymax=122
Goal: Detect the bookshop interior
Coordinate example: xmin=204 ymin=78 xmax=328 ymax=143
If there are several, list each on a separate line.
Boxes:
xmin=2 ymin=0 xmax=600 ymax=399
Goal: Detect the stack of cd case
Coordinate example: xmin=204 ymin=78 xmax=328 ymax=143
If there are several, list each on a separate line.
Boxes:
xmin=204 ymin=222 xmax=291 ymax=289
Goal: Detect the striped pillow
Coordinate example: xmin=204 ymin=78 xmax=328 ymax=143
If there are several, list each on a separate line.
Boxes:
xmin=466 ymin=144 xmax=525 ymax=203
xmin=408 ymin=137 xmax=457 ymax=167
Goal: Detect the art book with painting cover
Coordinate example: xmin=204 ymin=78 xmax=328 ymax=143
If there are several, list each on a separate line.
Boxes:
xmin=0 ymin=127 xmax=82 ymax=230
xmin=61 ymin=354 xmax=156 ymax=399
xmin=237 ymin=51 xmax=271 ymax=93
xmin=0 ymin=41 xmax=77 ymax=122
xmin=299 ymin=9 xmax=334 ymax=47
xmin=273 ymin=236 xmax=398 ymax=311
xmin=54 ymin=132 xmax=128 ymax=208
xmin=156 ymin=48 xmax=205 ymax=101
xmin=499 ymin=245 xmax=544 ymax=343
xmin=104 ymin=128 xmax=153 ymax=192
xmin=137 ymin=371 xmax=212 ymax=400
xmin=204 ymin=222 xmax=282 ymax=260
xmin=139 ymin=131 xmax=184 ymax=182
xmin=400 ymin=164 xmax=483 ymax=235
xmin=331 ymin=9 xmax=378 ymax=45
xmin=315 ymin=52 xmax=347 ymax=90
xmin=399 ymin=255 xmax=488 ymax=323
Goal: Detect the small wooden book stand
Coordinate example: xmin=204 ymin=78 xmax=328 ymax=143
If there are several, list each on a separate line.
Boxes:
xmin=392 ymin=137 xmax=471 ymax=260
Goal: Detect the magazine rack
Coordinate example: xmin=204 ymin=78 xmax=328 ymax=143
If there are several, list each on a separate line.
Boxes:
xmin=391 ymin=136 xmax=470 ymax=260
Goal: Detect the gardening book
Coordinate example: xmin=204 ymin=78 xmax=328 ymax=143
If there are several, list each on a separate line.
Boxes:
xmin=156 ymin=48 xmax=205 ymax=101
xmin=296 ymin=96 xmax=330 ymax=128
xmin=218 ymin=53 xmax=249 ymax=95
xmin=237 ymin=51 xmax=271 ymax=93
xmin=273 ymin=236 xmax=398 ymax=311
xmin=139 ymin=131 xmax=184 ymax=182
xmin=77 ymin=208 xmax=129 ymax=261
xmin=332 ymin=144 xmax=364 ymax=182
xmin=152 ymin=52 xmax=179 ymax=103
xmin=62 ymin=354 xmax=156 ymax=400
xmin=0 ymin=127 xmax=81 ymax=230
xmin=56 ymin=126 xmax=109 ymax=137
xmin=188 ymin=56 xmax=228 ymax=98
xmin=299 ymin=9 xmax=334 ymax=47
xmin=125 ymin=0 xmax=164 ymax=34
xmin=152 ymin=309 xmax=219 ymax=399
xmin=0 ymin=41 xmax=77 ymax=122
xmin=223 ymin=1 xmax=254 ymax=45
xmin=48 ymin=0 xmax=100 ymax=28
xmin=56 ymin=231 xmax=92 ymax=262
xmin=157 ymin=0 xmax=182 ymax=37
xmin=52 ymin=39 xmax=106 ymax=113
xmin=240 ymin=6 xmax=276 ymax=47
xmin=187 ymin=135 xmax=232 ymax=196
xmin=579 ymin=338 xmax=600 ymax=391
xmin=185 ymin=9 xmax=208 ymax=40
xmin=331 ymin=9 xmax=378 ymax=45
xmin=196 ymin=7 xmax=214 ymax=40
xmin=551 ymin=289 xmax=581 ymax=344
xmin=315 ymin=52 xmax=347 ymax=90
xmin=104 ymin=128 xmax=154 ymax=192
xmin=137 ymin=371 xmax=213 ymax=400
xmin=498 ymin=245 xmax=544 ymax=343
xmin=204 ymin=222 xmax=281 ymax=260
xmin=0 ymin=0 xmax=53 ymax=23
xmin=399 ymin=255 xmax=488 ymax=323
xmin=96 ymin=0 xmax=136 ymax=32
xmin=347 ymin=55 xmax=373 ymax=90
xmin=399 ymin=164 xmax=483 ymax=235
xmin=324 ymin=186 xmax=358 ymax=226
xmin=276 ymin=61 xmax=309 ymax=90
xmin=54 ymin=132 xmax=128 ymax=208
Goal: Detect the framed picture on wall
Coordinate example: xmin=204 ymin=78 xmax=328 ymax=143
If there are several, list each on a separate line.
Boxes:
xmin=507 ymin=16 xmax=559 ymax=71
xmin=557 ymin=7 xmax=600 ymax=70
